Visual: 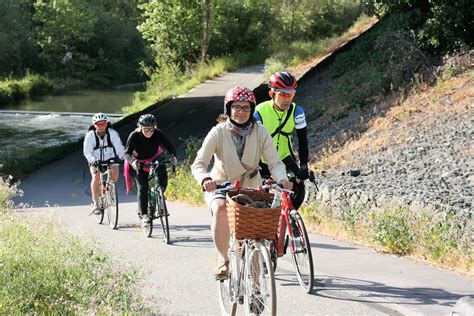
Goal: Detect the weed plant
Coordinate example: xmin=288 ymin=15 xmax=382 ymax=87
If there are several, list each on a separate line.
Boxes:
xmin=166 ymin=136 xmax=205 ymax=206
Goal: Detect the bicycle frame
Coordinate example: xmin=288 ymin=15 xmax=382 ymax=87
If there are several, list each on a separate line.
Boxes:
xmin=228 ymin=237 xmax=246 ymax=304
xmin=276 ymin=191 xmax=297 ymax=255
xmin=93 ymin=162 xmax=119 ymax=228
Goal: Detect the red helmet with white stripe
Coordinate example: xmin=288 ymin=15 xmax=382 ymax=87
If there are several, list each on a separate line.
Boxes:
xmin=268 ymin=71 xmax=297 ymax=92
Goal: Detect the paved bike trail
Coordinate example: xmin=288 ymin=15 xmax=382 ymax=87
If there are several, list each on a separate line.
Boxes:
xmin=15 ymin=65 xmax=473 ymax=315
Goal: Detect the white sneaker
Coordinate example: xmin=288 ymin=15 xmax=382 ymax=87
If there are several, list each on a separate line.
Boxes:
xmin=141 ymin=214 xmax=150 ymax=226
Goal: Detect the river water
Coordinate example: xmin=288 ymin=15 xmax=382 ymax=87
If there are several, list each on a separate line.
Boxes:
xmin=0 ymin=89 xmax=134 ymax=158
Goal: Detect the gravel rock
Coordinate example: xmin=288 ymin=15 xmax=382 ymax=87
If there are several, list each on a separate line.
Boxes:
xmin=301 ymin=77 xmax=473 ymax=216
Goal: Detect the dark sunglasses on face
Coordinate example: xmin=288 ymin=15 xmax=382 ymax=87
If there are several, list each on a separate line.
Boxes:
xmin=143 ymin=127 xmax=155 ymax=132
xmin=231 ymin=104 xmax=252 ymax=112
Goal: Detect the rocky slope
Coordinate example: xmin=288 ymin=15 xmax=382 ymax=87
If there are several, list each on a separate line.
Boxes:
xmin=296 ymin=53 xmax=473 ymax=216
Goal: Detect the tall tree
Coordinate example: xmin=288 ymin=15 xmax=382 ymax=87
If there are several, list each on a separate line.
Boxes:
xmin=0 ymin=0 xmax=39 ymax=76
xmin=139 ymin=0 xmax=202 ymax=69
xmin=33 ymin=0 xmax=98 ymax=74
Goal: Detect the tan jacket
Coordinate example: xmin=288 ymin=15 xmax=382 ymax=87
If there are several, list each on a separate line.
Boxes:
xmin=192 ymin=122 xmax=287 ymax=188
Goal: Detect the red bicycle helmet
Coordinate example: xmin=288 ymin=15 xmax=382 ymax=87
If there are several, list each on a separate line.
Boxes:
xmin=268 ymin=71 xmax=297 ymax=91
xmin=223 ymin=86 xmax=256 ymax=116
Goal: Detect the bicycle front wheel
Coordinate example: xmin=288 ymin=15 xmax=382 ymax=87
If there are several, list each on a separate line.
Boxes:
xmin=157 ymin=190 xmax=170 ymax=244
xmin=289 ymin=212 xmax=314 ymax=293
xmin=217 ymin=272 xmax=237 ymax=316
xmin=244 ymin=241 xmax=276 ymax=316
xmin=94 ymin=197 xmax=104 ymax=224
xmin=106 ymin=182 xmax=119 ymax=229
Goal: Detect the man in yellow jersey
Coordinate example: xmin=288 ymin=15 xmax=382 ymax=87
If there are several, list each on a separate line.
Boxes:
xmin=254 ymin=71 xmax=309 ymax=210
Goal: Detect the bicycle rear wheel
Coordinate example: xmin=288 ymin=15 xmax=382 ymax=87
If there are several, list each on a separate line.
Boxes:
xmin=106 ymin=182 xmax=119 ymax=229
xmin=244 ymin=241 xmax=276 ymax=316
xmin=289 ymin=212 xmax=314 ymax=293
xmin=157 ymin=189 xmax=170 ymax=244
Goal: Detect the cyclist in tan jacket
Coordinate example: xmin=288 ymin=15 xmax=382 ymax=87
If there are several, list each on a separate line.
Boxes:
xmin=192 ymin=86 xmax=291 ymax=279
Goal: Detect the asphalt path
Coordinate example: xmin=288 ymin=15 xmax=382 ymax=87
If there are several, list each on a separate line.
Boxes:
xmin=16 ymin=65 xmax=473 ymax=315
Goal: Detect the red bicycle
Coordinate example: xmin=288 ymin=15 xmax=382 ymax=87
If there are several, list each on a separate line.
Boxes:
xmin=263 ymin=180 xmax=314 ymax=293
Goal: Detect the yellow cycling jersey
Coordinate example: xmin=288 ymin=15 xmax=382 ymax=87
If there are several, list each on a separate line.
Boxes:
xmin=255 ymin=100 xmax=296 ymax=160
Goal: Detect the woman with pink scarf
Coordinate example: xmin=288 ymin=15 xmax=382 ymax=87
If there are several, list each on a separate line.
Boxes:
xmin=124 ymin=114 xmax=177 ymax=224
xmin=191 ymin=87 xmax=291 ymax=279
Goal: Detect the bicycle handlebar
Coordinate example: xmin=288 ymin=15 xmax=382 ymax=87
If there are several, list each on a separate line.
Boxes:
xmin=142 ymin=159 xmax=176 ymax=173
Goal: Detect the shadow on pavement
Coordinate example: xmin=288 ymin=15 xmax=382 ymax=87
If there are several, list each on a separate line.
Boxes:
xmin=314 ymin=275 xmax=463 ymax=307
xmin=310 ymin=242 xmax=357 ymax=250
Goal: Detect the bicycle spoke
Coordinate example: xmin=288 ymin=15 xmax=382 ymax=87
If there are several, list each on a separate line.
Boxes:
xmin=157 ymin=189 xmax=170 ymax=244
xmin=245 ymin=242 xmax=276 ymax=315
xmin=290 ymin=213 xmax=314 ymax=293
xmin=106 ymin=182 xmax=119 ymax=229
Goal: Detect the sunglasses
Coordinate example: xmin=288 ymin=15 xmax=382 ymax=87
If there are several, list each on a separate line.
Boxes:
xmin=231 ymin=104 xmax=252 ymax=112
xmin=95 ymin=121 xmax=107 ymax=127
xmin=275 ymin=90 xmax=295 ymax=98
xmin=143 ymin=127 xmax=155 ymax=132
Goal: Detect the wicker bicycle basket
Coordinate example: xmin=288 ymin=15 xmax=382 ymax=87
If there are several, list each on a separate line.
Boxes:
xmin=226 ymin=189 xmax=280 ymax=240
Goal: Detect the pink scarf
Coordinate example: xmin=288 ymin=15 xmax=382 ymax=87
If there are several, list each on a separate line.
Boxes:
xmin=124 ymin=146 xmax=164 ymax=194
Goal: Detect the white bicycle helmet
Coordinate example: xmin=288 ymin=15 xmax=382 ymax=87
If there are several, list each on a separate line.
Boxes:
xmin=92 ymin=112 xmax=108 ymax=124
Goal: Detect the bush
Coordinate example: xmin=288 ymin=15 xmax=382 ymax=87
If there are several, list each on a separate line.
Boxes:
xmin=371 ymin=207 xmax=412 ymax=255
xmin=0 ymin=73 xmax=53 ymax=106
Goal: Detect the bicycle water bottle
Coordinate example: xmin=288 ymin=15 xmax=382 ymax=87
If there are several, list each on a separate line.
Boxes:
xmin=271 ymin=193 xmax=281 ymax=208
xmin=289 ymin=210 xmax=300 ymax=237
xmin=148 ymin=187 xmax=156 ymax=212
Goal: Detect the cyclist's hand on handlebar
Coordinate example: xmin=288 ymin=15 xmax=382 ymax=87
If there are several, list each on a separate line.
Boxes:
xmin=278 ymin=179 xmax=293 ymax=190
xmin=171 ymin=155 xmax=178 ymax=166
xmin=297 ymin=164 xmax=309 ymax=181
xmin=131 ymin=160 xmax=141 ymax=171
xmin=202 ymin=179 xmax=217 ymax=192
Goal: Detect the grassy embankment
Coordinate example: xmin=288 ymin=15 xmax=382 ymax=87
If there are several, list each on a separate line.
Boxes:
xmin=0 ymin=178 xmax=155 ymax=313
xmin=304 ymin=68 xmax=473 ymax=275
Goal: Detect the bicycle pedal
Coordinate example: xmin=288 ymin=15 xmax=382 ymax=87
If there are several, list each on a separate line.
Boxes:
xmin=215 ymin=274 xmax=229 ymax=281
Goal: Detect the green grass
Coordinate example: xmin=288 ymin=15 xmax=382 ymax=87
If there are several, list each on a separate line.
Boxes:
xmin=302 ymin=201 xmax=473 ymax=272
xmin=264 ymin=40 xmax=329 ymax=76
xmin=123 ymin=49 xmax=267 ymax=115
xmin=0 ymin=139 xmax=83 ymax=180
xmin=0 ymin=180 xmax=153 ymax=313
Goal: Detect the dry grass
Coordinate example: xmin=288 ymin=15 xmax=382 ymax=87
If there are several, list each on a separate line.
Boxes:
xmin=289 ymin=15 xmax=379 ymax=79
xmin=313 ymin=71 xmax=473 ymax=171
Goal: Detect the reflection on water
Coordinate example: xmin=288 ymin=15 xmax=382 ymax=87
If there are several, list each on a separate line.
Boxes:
xmin=0 ymin=114 xmax=121 ymax=157
xmin=4 ymin=89 xmax=135 ymax=114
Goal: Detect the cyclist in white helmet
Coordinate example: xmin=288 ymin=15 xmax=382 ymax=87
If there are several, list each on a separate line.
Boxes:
xmin=83 ymin=112 xmax=125 ymax=214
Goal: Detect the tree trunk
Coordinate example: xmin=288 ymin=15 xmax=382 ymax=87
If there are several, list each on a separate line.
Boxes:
xmin=201 ymin=0 xmax=211 ymax=65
